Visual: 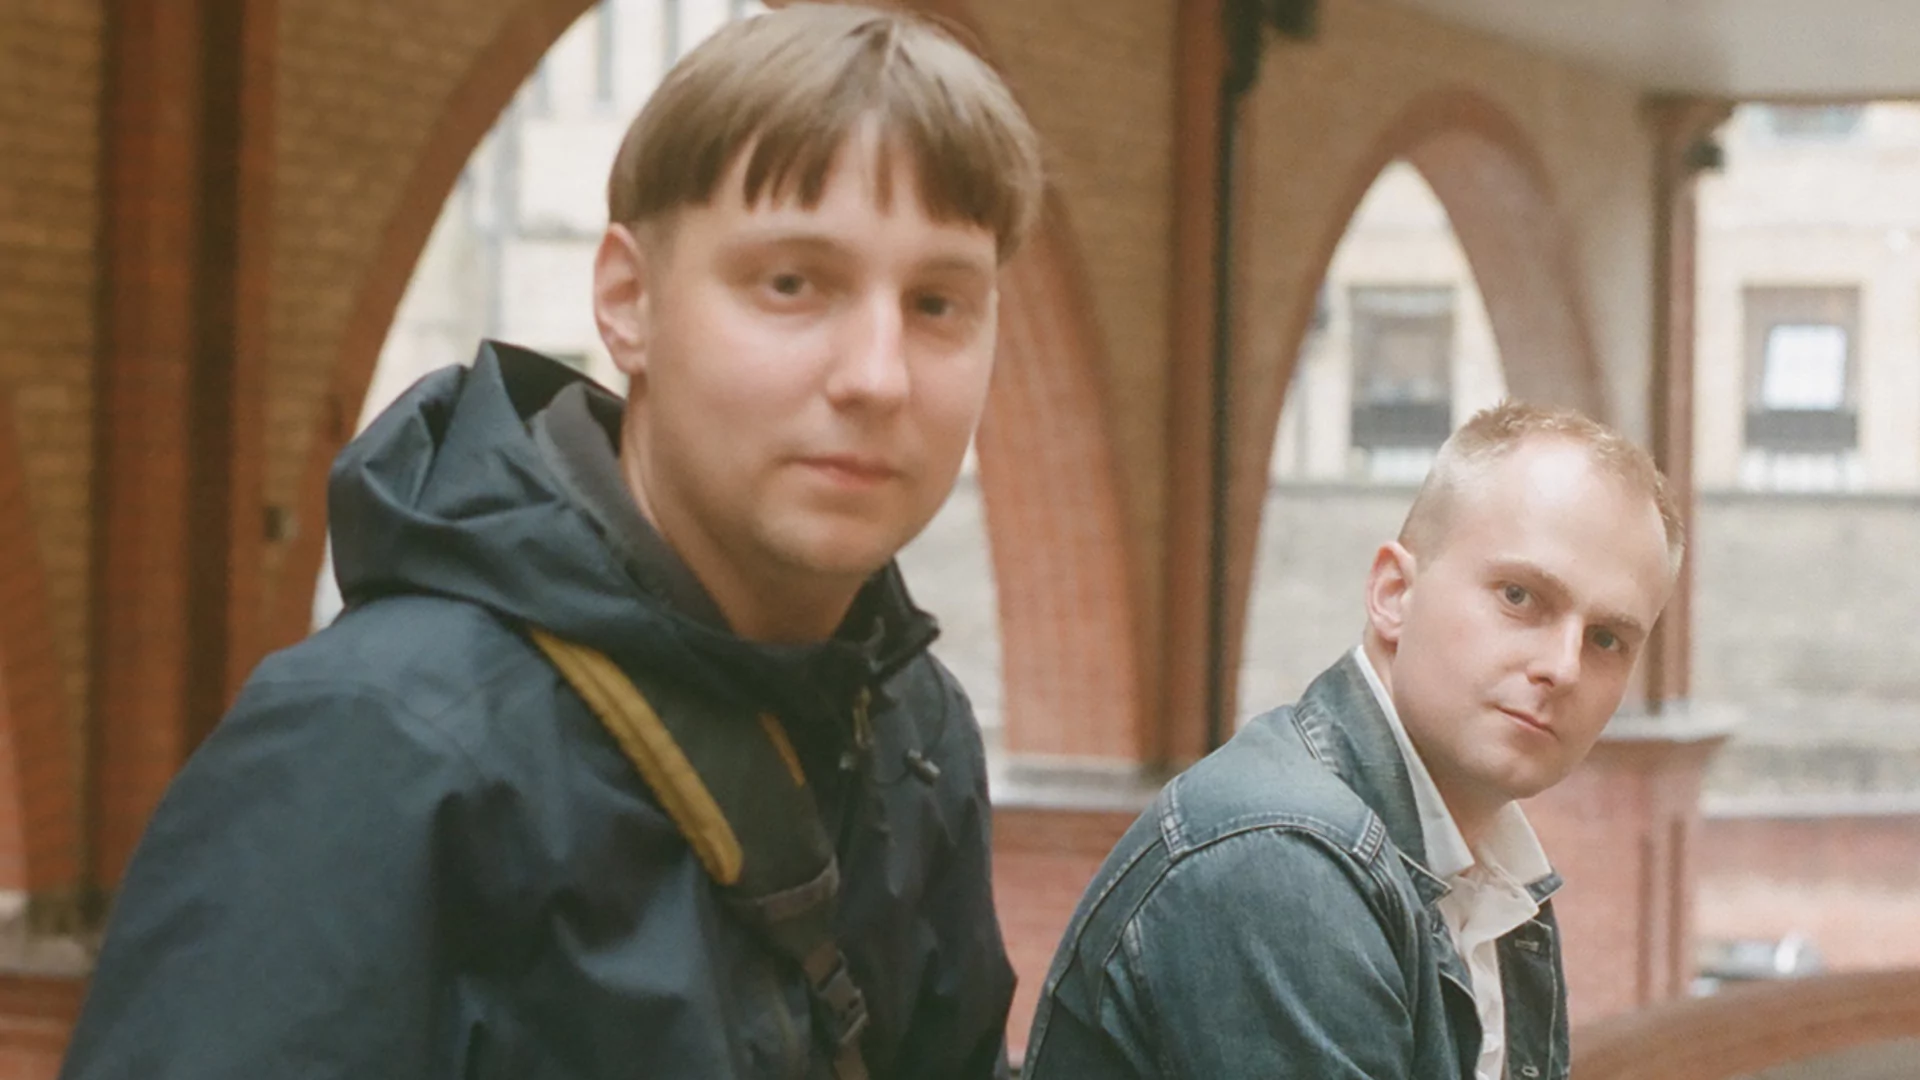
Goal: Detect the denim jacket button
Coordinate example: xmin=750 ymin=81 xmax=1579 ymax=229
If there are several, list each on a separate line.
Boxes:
xmin=1520 ymin=1064 xmax=1541 ymax=1078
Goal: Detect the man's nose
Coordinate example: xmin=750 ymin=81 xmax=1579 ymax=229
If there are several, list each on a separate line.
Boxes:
xmin=825 ymin=291 xmax=910 ymax=409
xmin=1530 ymin=620 xmax=1584 ymax=688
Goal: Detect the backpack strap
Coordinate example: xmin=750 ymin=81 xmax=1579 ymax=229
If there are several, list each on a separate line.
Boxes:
xmin=529 ymin=627 xmax=871 ymax=1079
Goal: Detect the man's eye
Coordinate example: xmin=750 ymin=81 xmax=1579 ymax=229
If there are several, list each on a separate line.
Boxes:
xmin=768 ymin=272 xmax=807 ymax=297
xmin=913 ymin=293 xmax=954 ymax=318
xmin=1502 ymin=584 xmax=1530 ymax=606
xmin=1591 ymin=628 xmax=1622 ymax=652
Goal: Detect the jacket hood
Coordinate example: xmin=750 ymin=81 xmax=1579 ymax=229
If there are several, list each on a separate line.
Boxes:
xmin=327 ymin=341 xmax=940 ymax=728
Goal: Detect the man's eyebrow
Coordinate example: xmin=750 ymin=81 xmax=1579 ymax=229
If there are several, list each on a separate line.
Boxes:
xmin=717 ymin=230 xmax=850 ymax=258
xmin=718 ymin=229 xmax=995 ymax=280
xmin=1490 ymin=557 xmax=1649 ymax=640
xmin=916 ymin=253 xmax=996 ymax=281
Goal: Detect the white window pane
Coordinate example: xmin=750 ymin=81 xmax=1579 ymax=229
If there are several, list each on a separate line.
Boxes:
xmin=1761 ymin=323 xmax=1848 ymax=410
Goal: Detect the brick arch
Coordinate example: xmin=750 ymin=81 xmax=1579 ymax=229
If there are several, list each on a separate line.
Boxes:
xmin=1574 ymin=969 xmax=1920 ymax=1079
xmin=1224 ymin=86 xmax=1606 ymax=718
xmin=980 ymin=192 xmax=1142 ymax=756
xmin=1263 ymin=86 xmax=1605 ymax=431
xmin=269 ymin=0 xmax=1146 ymax=751
xmin=270 ymin=0 xmax=599 ymax=647
xmin=0 ymin=403 xmax=81 ymax=896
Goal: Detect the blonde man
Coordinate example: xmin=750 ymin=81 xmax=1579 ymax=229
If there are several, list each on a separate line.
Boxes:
xmin=62 ymin=6 xmax=1043 ymax=1078
xmin=1026 ymin=402 xmax=1683 ymax=1080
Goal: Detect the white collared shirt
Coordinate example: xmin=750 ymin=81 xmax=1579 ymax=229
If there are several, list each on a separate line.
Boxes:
xmin=1352 ymin=646 xmax=1551 ymax=1080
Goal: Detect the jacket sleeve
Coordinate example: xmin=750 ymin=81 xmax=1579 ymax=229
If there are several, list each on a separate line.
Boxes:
xmin=59 ymin=677 xmax=485 ymax=1080
xmin=1109 ymin=828 xmax=1418 ymax=1079
xmin=892 ymin=673 xmax=1017 ymax=1080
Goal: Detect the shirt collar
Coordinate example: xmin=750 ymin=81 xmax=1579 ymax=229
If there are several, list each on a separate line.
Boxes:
xmin=1350 ymin=645 xmax=1550 ymax=885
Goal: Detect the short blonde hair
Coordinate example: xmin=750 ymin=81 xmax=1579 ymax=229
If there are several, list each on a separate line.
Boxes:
xmin=606 ymin=3 xmax=1045 ymax=261
xmin=1399 ymin=400 xmax=1686 ymax=573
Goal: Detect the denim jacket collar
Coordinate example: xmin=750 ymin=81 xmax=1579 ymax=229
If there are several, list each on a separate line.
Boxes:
xmin=1288 ymin=653 xmax=1564 ymax=908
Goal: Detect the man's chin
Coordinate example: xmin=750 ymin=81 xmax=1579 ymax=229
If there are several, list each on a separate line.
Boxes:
xmin=765 ymin=525 xmax=907 ymax=583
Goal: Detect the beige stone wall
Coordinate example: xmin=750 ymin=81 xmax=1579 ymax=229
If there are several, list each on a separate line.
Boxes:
xmin=1695 ymin=104 xmax=1920 ymax=492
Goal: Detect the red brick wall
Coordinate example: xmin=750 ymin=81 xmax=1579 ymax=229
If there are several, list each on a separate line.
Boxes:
xmin=1696 ymin=810 xmax=1920 ymax=971
xmin=0 ymin=977 xmax=82 ymax=1080
xmin=0 ymin=0 xmax=102 ymax=813
xmin=991 ymin=805 xmax=1135 ymax=1058
xmin=0 ymin=412 xmax=78 ymax=895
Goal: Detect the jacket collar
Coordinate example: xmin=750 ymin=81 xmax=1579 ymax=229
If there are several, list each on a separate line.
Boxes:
xmin=524 ymin=368 xmax=942 ymax=715
xmin=1288 ymin=653 xmax=1562 ymax=906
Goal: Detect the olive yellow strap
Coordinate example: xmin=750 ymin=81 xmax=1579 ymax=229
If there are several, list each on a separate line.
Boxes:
xmin=528 ymin=627 xmax=744 ymax=886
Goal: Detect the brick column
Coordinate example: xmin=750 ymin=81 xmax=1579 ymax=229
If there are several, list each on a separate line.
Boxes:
xmin=1642 ymin=97 xmax=1732 ymax=711
xmin=91 ymin=0 xmax=275 ymax=894
xmin=1157 ymin=0 xmax=1229 ymax=767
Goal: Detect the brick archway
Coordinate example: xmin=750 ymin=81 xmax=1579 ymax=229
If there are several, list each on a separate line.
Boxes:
xmin=1239 ymin=85 xmax=1608 ymax=505
xmin=1223 ymin=86 xmax=1607 ymax=719
xmin=269 ymin=0 xmax=1144 ymax=753
xmin=1574 ymin=969 xmax=1920 ymax=1079
xmin=0 ymin=403 xmax=80 ymax=897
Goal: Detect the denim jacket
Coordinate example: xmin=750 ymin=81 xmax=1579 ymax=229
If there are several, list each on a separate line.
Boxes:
xmin=1023 ymin=654 xmax=1569 ymax=1080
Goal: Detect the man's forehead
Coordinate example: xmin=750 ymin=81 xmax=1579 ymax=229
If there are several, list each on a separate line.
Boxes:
xmin=1457 ymin=469 xmax=1669 ymax=606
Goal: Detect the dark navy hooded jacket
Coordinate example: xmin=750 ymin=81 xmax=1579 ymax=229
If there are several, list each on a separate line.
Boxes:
xmin=59 ymin=343 xmax=1015 ymax=1079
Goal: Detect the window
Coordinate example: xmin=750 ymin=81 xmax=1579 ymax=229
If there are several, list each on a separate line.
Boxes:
xmin=1349 ymin=285 xmax=1454 ymax=459
xmin=1755 ymin=104 xmax=1866 ymax=141
xmin=1741 ymin=286 xmax=1861 ymax=490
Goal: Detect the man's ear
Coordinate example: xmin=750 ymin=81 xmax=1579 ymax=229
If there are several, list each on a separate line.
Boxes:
xmin=594 ymin=223 xmax=652 ymax=380
xmin=1365 ymin=541 xmax=1418 ymax=647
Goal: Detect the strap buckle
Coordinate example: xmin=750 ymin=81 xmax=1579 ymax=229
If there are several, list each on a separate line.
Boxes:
xmin=809 ymin=951 xmax=870 ymax=1055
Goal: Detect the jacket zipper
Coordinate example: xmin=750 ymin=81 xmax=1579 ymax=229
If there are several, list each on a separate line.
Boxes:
xmin=833 ymin=686 xmax=877 ymax=853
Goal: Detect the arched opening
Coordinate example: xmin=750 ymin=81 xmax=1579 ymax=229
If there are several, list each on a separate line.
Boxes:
xmin=292 ymin=0 xmax=1141 ymax=768
xmin=311 ymin=0 xmax=772 ymax=628
xmin=1228 ymin=89 xmax=1604 ymax=726
xmin=1237 ymin=160 xmax=1508 ymax=716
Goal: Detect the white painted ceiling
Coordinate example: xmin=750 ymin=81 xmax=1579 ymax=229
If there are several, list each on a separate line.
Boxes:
xmin=1383 ymin=0 xmax=1920 ymax=98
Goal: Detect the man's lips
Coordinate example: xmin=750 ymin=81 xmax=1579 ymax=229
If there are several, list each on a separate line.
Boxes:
xmin=1498 ymin=706 xmax=1553 ymax=736
xmin=796 ymin=454 xmax=900 ymax=484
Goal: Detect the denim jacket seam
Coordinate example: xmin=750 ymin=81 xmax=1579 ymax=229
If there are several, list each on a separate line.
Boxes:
xmin=1118 ymin=918 xmax=1182 ymax=1079
xmin=1077 ymin=832 xmax=1169 ymax=949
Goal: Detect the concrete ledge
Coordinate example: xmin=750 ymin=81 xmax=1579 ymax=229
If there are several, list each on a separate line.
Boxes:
xmin=1602 ymin=704 xmax=1743 ymax=745
xmin=0 ymin=894 xmax=94 ymax=981
xmin=1705 ymin=791 xmax=1920 ymax=818
xmin=987 ymin=753 xmax=1168 ymax=814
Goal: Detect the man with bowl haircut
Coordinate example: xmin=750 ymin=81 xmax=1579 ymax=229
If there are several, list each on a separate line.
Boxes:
xmin=1024 ymin=402 xmax=1684 ymax=1080
xmin=61 ymin=5 xmax=1044 ymax=1078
